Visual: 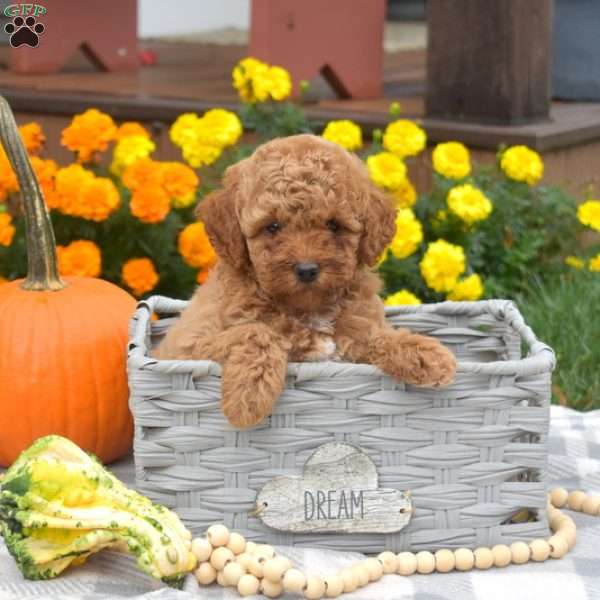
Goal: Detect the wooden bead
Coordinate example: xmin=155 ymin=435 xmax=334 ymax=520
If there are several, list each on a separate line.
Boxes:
xmin=397 ymin=551 xmax=417 ymax=576
xmin=245 ymin=541 xmax=257 ymax=554
xmin=206 ymin=524 xmax=230 ymax=547
xmin=304 ymin=576 xmax=326 ymax=599
xmin=354 ymin=564 xmax=370 ymax=587
xmin=195 ymin=562 xmax=217 ymax=585
xmin=491 ymin=544 xmax=511 ymax=567
xmin=567 ymin=490 xmax=587 ymax=511
xmin=549 ymin=535 xmax=569 ymax=558
xmin=339 ymin=568 xmax=359 ymax=592
xmin=254 ymin=544 xmax=276 ymax=559
xmin=262 ymin=579 xmax=284 ymax=598
xmin=210 ymin=546 xmax=234 ymax=571
xmin=474 ymin=547 xmax=494 ymax=570
xmin=510 ymin=541 xmax=531 ymax=564
xmin=263 ymin=556 xmax=292 ymax=582
xmin=246 ymin=555 xmax=264 ymax=578
xmin=283 ymin=568 xmax=307 ymax=593
xmin=529 ymin=539 xmax=551 ymax=562
xmin=325 ymin=575 xmax=344 ymax=598
xmin=364 ymin=557 xmax=384 ymax=581
xmin=191 ymin=538 xmax=213 ymax=562
xmin=236 ymin=552 xmax=253 ymax=570
xmin=455 ymin=548 xmax=475 ymax=571
xmin=216 ymin=570 xmax=227 ymax=587
xmin=237 ymin=574 xmax=260 ymax=597
xmin=561 ymin=526 xmax=577 ymax=550
xmin=416 ymin=551 xmax=435 ymax=574
xmin=434 ymin=549 xmax=455 ymax=573
xmin=227 ymin=532 xmax=246 ymax=555
xmin=223 ymin=560 xmax=246 ymax=586
xmin=378 ymin=551 xmax=398 ymax=574
xmin=550 ymin=487 xmax=569 ymax=508
xmin=582 ymin=496 xmax=600 ymax=515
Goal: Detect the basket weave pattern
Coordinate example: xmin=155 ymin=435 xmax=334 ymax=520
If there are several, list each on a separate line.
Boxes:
xmin=128 ymin=297 xmax=554 ymax=553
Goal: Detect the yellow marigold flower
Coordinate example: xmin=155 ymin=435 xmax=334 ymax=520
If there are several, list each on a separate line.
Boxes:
xmin=232 ymin=57 xmax=269 ymax=102
xmin=110 ymin=135 xmax=156 ymax=176
xmin=565 ymin=255 xmax=584 ymax=270
xmin=130 ymin=186 xmax=171 ymax=224
xmin=577 ymin=200 xmax=600 ymax=232
xmin=322 ymin=120 xmax=362 ymax=151
xmin=170 ymin=113 xmax=201 ymax=148
xmin=0 ymin=149 xmax=18 ymax=202
xmin=432 ymin=141 xmax=471 ymax=179
xmin=383 ymin=120 xmax=426 ymax=159
xmin=56 ymin=240 xmax=101 ymax=278
xmin=115 ymin=121 xmax=151 ymax=140
xmin=500 ymin=145 xmax=544 ymax=185
xmin=19 ymin=122 xmax=45 ymax=154
xmin=182 ymin=143 xmax=222 ymax=168
xmin=160 ymin=162 xmax=199 ymax=208
xmin=0 ymin=213 xmax=15 ymax=246
xmin=196 ymin=109 xmax=243 ymax=148
xmin=447 ymin=273 xmax=483 ymax=301
xmin=121 ymin=257 xmax=159 ymax=297
xmin=53 ymin=164 xmax=96 ymax=214
xmin=384 ymin=289 xmax=421 ymax=306
xmin=420 ymin=239 xmax=466 ymax=293
xmin=122 ymin=158 xmax=162 ymax=191
xmin=252 ymin=65 xmax=292 ymax=102
xmin=589 ymin=254 xmax=600 ymax=272
xmin=391 ymin=178 xmax=417 ymax=209
xmin=447 ymin=183 xmax=493 ymax=225
xmin=61 ymin=108 xmax=117 ymax=163
xmin=389 ymin=208 xmax=423 ymax=259
xmin=367 ymin=152 xmax=407 ymax=191
xmin=178 ymin=221 xmax=217 ymax=269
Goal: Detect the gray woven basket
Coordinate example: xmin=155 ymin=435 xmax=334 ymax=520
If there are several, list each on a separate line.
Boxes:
xmin=128 ymin=297 xmax=554 ymax=553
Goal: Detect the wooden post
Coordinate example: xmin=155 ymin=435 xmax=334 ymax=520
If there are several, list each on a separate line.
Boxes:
xmin=426 ymin=0 xmax=553 ymax=124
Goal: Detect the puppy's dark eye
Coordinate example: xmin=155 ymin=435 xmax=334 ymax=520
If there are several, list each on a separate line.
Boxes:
xmin=266 ymin=222 xmax=281 ymax=235
xmin=327 ymin=219 xmax=341 ymax=233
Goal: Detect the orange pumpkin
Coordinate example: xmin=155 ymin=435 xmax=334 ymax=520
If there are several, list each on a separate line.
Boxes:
xmin=0 ymin=97 xmax=135 ymax=466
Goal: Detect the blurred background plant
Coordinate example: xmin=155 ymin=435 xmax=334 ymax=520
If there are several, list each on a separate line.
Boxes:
xmin=1 ymin=56 xmax=599 ymax=408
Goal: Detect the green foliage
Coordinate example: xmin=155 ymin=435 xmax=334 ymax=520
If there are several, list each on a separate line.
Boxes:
xmin=517 ymin=272 xmax=600 ymax=410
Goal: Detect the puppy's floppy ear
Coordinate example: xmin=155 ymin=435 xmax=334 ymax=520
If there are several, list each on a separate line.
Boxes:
xmin=358 ymin=178 xmax=397 ymax=267
xmin=196 ymin=161 xmax=249 ymax=270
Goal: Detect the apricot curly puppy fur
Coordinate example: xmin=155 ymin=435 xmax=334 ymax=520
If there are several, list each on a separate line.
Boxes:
xmin=156 ymin=134 xmax=456 ymax=428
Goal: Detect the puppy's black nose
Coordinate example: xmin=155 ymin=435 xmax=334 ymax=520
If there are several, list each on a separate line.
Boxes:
xmin=295 ymin=262 xmax=320 ymax=283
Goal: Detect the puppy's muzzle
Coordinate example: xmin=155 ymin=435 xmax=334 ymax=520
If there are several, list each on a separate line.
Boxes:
xmin=295 ymin=262 xmax=320 ymax=283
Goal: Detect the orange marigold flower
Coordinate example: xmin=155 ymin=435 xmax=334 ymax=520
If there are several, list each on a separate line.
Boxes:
xmin=30 ymin=156 xmax=58 ymax=206
xmin=178 ymin=221 xmax=217 ymax=269
xmin=56 ymin=240 xmax=102 ymax=278
xmin=53 ymin=164 xmax=95 ymax=213
xmin=160 ymin=161 xmax=199 ymax=208
xmin=77 ymin=177 xmax=120 ymax=222
xmin=61 ymin=108 xmax=117 ymax=163
xmin=130 ymin=186 xmax=171 ymax=224
xmin=19 ymin=122 xmax=45 ymax=154
xmin=115 ymin=121 xmax=151 ymax=140
xmin=121 ymin=257 xmax=159 ymax=297
xmin=0 ymin=148 xmax=18 ymax=202
xmin=0 ymin=213 xmax=15 ymax=246
xmin=122 ymin=157 xmax=162 ymax=191
xmin=196 ymin=269 xmax=210 ymax=285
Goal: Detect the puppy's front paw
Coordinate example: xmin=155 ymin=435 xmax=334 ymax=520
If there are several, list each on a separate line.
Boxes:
xmin=378 ymin=333 xmax=456 ymax=388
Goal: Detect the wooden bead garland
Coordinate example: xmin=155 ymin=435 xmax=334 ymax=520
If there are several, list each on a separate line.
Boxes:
xmin=191 ymin=487 xmax=593 ymax=599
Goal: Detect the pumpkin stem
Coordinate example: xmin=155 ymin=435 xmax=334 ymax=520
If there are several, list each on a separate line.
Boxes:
xmin=0 ymin=96 xmax=65 ymax=291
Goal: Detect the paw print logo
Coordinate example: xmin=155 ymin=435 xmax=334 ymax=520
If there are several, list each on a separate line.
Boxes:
xmin=5 ymin=15 xmax=45 ymax=48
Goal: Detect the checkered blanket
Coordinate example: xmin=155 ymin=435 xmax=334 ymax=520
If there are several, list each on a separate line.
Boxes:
xmin=2 ymin=405 xmax=600 ymax=600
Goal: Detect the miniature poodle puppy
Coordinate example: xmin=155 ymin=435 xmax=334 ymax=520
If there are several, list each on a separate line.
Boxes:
xmin=156 ymin=134 xmax=456 ymax=428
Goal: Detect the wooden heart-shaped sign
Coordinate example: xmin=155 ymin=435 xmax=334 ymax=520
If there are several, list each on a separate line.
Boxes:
xmin=254 ymin=442 xmax=412 ymax=533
